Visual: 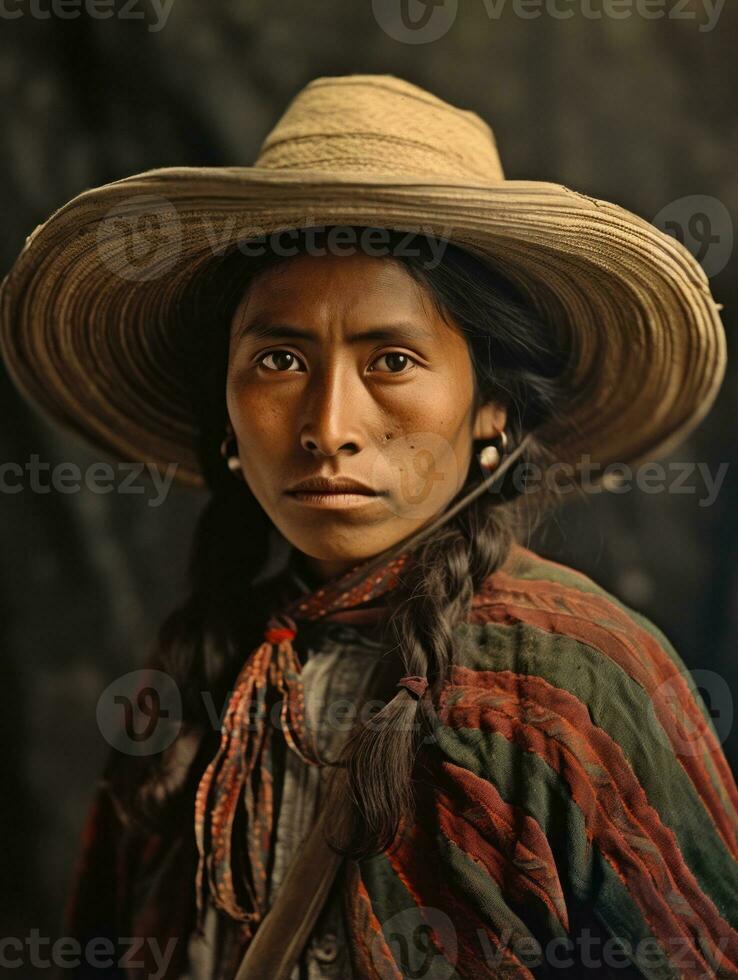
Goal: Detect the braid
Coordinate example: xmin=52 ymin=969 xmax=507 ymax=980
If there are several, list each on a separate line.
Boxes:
xmin=323 ymin=443 xmax=529 ymax=859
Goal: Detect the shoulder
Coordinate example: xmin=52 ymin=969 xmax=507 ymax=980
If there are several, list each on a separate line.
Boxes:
xmin=432 ymin=540 xmax=738 ymax=873
xmin=425 ymin=543 xmax=738 ymax=949
xmin=457 ymin=540 xmax=693 ymax=686
xmin=440 ymin=542 xmax=686 ymax=730
xmin=469 ymin=539 xmax=659 ymax=635
xmin=445 ymin=541 xmax=718 ymax=754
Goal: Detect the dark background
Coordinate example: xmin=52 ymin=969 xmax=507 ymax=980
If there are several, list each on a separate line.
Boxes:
xmin=0 ymin=0 xmax=735 ymax=963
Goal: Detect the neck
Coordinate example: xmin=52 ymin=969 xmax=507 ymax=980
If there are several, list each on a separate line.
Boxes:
xmin=290 ymin=549 xmax=362 ymax=587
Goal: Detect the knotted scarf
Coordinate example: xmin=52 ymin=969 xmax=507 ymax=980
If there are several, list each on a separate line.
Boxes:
xmin=193 ymin=546 xmax=414 ymax=940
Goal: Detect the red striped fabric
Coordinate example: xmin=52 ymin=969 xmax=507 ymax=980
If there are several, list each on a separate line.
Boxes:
xmin=346 ymin=543 xmax=738 ymax=978
xmin=61 ymin=541 xmax=738 ymax=979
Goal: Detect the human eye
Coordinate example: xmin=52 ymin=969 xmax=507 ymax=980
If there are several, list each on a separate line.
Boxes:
xmin=369 ymin=351 xmax=418 ymax=375
xmin=257 ymin=349 xmax=305 ymax=373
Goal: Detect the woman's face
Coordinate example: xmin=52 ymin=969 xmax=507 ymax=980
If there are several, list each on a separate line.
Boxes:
xmin=226 ymin=251 xmax=506 ymax=582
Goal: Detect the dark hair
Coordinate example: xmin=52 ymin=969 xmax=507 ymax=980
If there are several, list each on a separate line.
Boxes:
xmin=102 ymin=227 xmax=571 ymax=861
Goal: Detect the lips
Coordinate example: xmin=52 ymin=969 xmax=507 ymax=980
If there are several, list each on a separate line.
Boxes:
xmin=285 ymin=477 xmax=379 ymax=495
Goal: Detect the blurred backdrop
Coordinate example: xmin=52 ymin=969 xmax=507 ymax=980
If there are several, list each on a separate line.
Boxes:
xmin=0 ymin=0 xmax=735 ymax=962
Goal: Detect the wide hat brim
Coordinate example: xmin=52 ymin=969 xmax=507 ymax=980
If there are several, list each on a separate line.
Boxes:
xmin=0 ymin=166 xmax=726 ymax=490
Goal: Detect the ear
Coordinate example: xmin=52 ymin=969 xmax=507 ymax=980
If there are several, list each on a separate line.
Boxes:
xmin=472 ymin=401 xmax=507 ymax=441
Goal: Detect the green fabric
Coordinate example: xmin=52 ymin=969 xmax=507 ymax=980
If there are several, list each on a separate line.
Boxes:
xmin=349 ymin=545 xmax=738 ymax=979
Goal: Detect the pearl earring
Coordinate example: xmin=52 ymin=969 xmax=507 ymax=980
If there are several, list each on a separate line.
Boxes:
xmin=219 ymin=425 xmax=242 ymax=475
xmin=478 ymin=429 xmax=508 ymax=474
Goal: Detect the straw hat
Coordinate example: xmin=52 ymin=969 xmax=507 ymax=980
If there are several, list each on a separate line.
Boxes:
xmin=0 ymin=74 xmax=726 ymax=489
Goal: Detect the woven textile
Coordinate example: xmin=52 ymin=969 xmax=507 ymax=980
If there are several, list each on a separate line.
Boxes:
xmin=61 ymin=542 xmax=738 ymax=978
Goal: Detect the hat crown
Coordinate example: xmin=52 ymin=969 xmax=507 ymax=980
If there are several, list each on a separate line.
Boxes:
xmin=254 ymin=74 xmax=505 ymax=182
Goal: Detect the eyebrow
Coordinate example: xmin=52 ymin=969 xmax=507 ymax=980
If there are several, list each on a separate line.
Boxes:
xmin=234 ymin=317 xmax=435 ymax=346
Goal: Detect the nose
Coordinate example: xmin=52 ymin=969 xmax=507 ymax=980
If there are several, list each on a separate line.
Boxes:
xmin=299 ymin=363 xmax=364 ymax=457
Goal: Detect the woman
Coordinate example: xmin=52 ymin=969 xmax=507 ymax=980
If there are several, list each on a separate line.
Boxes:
xmin=1 ymin=75 xmax=736 ymax=979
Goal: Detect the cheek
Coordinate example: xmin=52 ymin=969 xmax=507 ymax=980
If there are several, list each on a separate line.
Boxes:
xmin=377 ymin=384 xmax=475 ymax=520
xmin=417 ymin=376 xmax=476 ymax=483
xmin=413 ymin=374 xmax=473 ymax=448
xmin=226 ymin=374 xmax=282 ymax=449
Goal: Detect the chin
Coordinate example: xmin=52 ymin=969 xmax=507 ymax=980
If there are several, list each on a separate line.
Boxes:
xmin=290 ymin=535 xmax=383 ymax=565
xmin=284 ymin=521 xmax=402 ymax=564
xmin=270 ymin=504 xmax=422 ymax=566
